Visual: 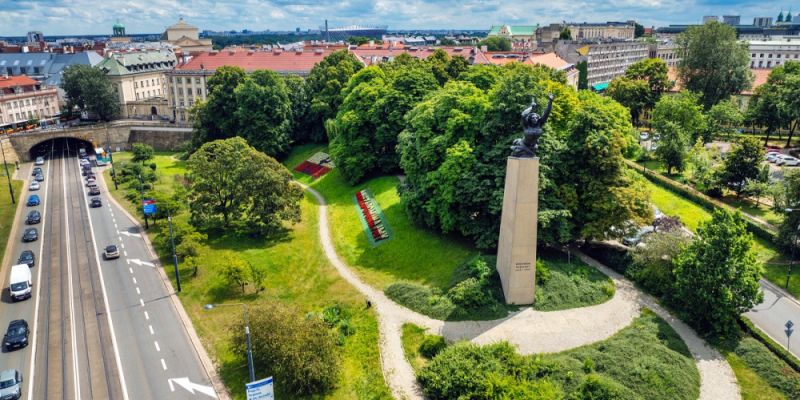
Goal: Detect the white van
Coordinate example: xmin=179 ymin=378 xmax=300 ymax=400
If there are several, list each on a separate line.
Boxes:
xmin=9 ymin=264 xmax=32 ymax=302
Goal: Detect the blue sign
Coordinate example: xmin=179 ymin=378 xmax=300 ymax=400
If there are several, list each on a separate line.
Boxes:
xmin=142 ymin=199 xmax=157 ymax=215
xmin=245 ymin=376 xmax=273 ymax=400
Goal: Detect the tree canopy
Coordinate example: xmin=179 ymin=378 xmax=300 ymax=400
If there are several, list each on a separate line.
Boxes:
xmin=186 ymin=137 xmax=302 ymax=235
xmin=478 ymin=36 xmax=512 ymax=51
xmin=651 ymin=91 xmax=705 ymax=173
xmin=61 ymin=64 xmax=120 ymax=121
xmin=306 ymin=50 xmax=364 ymax=142
xmin=718 ymin=136 xmax=763 ymax=197
xmin=677 ymin=21 xmax=753 ymax=109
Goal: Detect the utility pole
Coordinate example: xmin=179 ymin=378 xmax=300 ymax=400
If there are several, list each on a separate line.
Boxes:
xmin=168 ymin=208 xmax=181 ymax=292
xmin=138 ymin=174 xmax=149 ymax=229
xmin=786 ymin=209 xmax=800 ymax=289
xmin=106 ymin=124 xmax=118 ymax=190
xmin=0 ymin=137 xmax=15 ymax=205
xmin=204 ymin=303 xmax=255 ymax=383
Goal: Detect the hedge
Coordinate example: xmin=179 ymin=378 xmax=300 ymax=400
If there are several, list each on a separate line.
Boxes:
xmin=625 ymin=159 xmax=778 ymax=243
xmin=739 ymin=316 xmax=800 ymax=373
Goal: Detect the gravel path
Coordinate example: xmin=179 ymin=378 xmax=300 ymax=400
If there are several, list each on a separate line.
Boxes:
xmin=303 ymin=185 xmax=739 ymax=400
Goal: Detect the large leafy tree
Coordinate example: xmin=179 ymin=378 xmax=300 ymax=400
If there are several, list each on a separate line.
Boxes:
xmin=233 ymin=70 xmax=292 ymax=157
xmin=774 ymin=169 xmax=800 ymax=253
xmin=625 ymin=58 xmax=673 ymax=111
xmin=283 ymin=75 xmax=312 ymax=144
xmin=189 ymin=66 xmax=247 ymax=150
xmin=673 ymin=209 xmax=763 ymax=337
xmin=306 ymin=50 xmax=363 ymax=142
xmin=457 ymin=64 xmax=503 ymax=91
xmin=61 ymin=64 xmax=120 ymax=121
xmin=718 ymin=136 xmax=763 ymax=197
xmin=775 ymin=63 xmax=800 ymax=147
xmin=655 ymin=121 xmax=689 ymax=175
xmin=607 ymin=77 xmax=650 ymax=125
xmin=676 ymin=21 xmax=753 ymax=109
xmin=186 ymin=137 xmax=302 ymax=235
xmin=706 ymin=98 xmax=744 ymax=139
xmin=478 ymin=36 xmax=512 ymax=51
xmin=747 ymin=84 xmax=784 ymax=146
xmin=651 ymin=91 xmax=704 ymax=173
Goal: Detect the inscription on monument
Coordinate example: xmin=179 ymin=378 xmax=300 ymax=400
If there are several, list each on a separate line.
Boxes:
xmin=514 ymin=262 xmax=531 ymax=272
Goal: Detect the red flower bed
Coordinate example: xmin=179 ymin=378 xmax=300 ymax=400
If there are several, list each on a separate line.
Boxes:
xmin=356 ymin=190 xmax=389 ymax=241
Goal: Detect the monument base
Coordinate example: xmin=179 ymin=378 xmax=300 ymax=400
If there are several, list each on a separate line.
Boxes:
xmin=496 ymin=157 xmax=539 ymax=305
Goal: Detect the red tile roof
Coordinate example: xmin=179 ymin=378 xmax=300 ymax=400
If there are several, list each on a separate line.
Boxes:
xmin=177 ymin=49 xmax=336 ymax=74
xmin=352 ymin=46 xmax=489 ymax=65
xmin=527 ymin=53 xmax=572 ymax=71
xmin=667 ymin=67 xmax=769 ymax=95
xmin=484 ymin=52 xmax=572 ymax=70
xmin=0 ymin=75 xmax=38 ymax=89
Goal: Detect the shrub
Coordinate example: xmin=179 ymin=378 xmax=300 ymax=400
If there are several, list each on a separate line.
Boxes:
xmin=580 ymin=243 xmax=632 ymax=275
xmin=733 ymin=338 xmax=800 ymax=398
xmin=419 ymin=335 xmax=447 ymax=359
xmin=447 ymin=278 xmax=492 ymax=308
xmin=386 ymin=282 xmax=457 ymax=320
xmin=536 ymin=259 xmax=550 ymax=284
xmin=572 ymin=373 xmax=638 ymax=400
xmin=232 ymin=302 xmax=340 ymax=396
xmin=738 ymin=317 xmax=800 ymax=371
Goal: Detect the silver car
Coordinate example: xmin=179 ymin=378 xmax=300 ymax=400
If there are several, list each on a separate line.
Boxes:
xmin=0 ymin=369 xmax=22 ymax=400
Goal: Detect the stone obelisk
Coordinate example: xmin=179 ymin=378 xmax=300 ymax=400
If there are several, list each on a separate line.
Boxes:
xmin=496 ymin=94 xmax=553 ymax=305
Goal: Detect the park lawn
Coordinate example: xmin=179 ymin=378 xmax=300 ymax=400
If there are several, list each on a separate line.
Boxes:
xmin=401 ymin=324 xmax=430 ymax=373
xmin=285 ymin=145 xmax=476 ymax=291
xmin=0 ymin=171 xmax=23 ymax=262
xmin=104 ymin=152 xmax=392 ymax=400
xmin=534 ymin=249 xmax=615 ymax=311
xmin=720 ymin=196 xmax=783 ymax=227
xmin=644 ymin=179 xmax=800 ymax=296
xmin=726 ymin=353 xmax=787 ymax=400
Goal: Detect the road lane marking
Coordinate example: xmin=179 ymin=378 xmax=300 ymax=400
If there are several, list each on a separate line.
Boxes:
xmin=144 ymin=311 xmax=149 ymax=320
xmin=154 ymin=341 xmax=160 ymax=352
xmin=27 ymin=143 xmax=54 ymax=400
xmin=136 ymin=287 xmax=140 ymax=295
xmin=118 ymin=236 xmax=122 ymax=241
xmin=149 ymin=325 xmax=154 ymax=335
xmin=114 ymin=223 xmax=118 ymax=229
xmin=120 ymin=243 xmax=125 ymax=249
xmin=123 ymin=250 xmax=128 ymax=257
xmin=132 ymin=277 xmax=137 ymax=285
xmin=140 ymin=298 xmax=145 ymax=307
xmin=161 ymin=359 xmax=167 ymax=371
xmin=62 ymin=146 xmax=82 ymax=400
xmin=128 ymin=267 xmax=133 ymax=274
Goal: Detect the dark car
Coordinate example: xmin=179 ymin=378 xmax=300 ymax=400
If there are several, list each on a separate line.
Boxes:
xmin=88 ymin=187 xmax=101 ymax=196
xmin=17 ymin=250 xmax=34 ymax=268
xmin=34 ymin=174 xmax=44 ymax=182
xmin=31 ymin=167 xmax=42 ymax=176
xmin=90 ymin=198 xmax=102 ymax=208
xmin=25 ymin=211 xmax=40 ymax=225
xmin=26 ymin=195 xmax=39 ymax=207
xmin=3 ymin=320 xmax=29 ymax=351
xmin=22 ymin=228 xmax=37 ymax=242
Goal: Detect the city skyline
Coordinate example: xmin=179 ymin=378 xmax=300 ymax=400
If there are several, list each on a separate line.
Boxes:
xmin=0 ymin=0 xmax=794 ymax=36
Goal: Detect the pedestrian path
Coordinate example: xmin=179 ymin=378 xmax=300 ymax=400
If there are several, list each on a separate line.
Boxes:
xmin=302 ymin=184 xmax=740 ymax=400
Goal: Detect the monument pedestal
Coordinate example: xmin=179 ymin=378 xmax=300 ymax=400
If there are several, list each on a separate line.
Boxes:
xmin=496 ymin=156 xmax=539 ymax=305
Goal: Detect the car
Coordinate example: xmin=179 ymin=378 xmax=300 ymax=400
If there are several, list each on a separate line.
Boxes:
xmin=25 ymin=211 xmax=40 ymax=225
xmin=22 ymin=228 xmax=37 ymax=242
xmin=3 ymin=320 xmax=29 ymax=351
xmin=652 ymin=133 xmax=661 ymax=141
xmin=103 ymin=245 xmax=120 ymax=260
xmin=777 ymin=155 xmax=800 ymax=166
xmin=90 ymin=198 xmax=102 ymax=208
xmin=766 ymin=152 xmax=782 ymax=163
xmin=639 ymin=131 xmax=649 ymax=141
xmin=86 ymin=177 xmax=96 ymax=186
xmin=31 ymin=167 xmax=42 ymax=176
xmin=34 ymin=174 xmax=44 ymax=182
xmin=17 ymin=250 xmax=34 ymax=268
xmin=0 ymin=369 xmax=23 ymax=400
xmin=34 ymin=157 xmax=44 ymax=165
xmin=623 ymin=226 xmax=655 ymax=246
xmin=650 ymin=143 xmax=659 ymax=151
xmin=87 ymin=182 xmax=98 ymax=191
xmin=28 ymin=181 xmax=39 ymax=191
xmin=26 ymin=195 xmax=39 ymax=207
xmin=88 ymin=187 xmax=101 ymax=196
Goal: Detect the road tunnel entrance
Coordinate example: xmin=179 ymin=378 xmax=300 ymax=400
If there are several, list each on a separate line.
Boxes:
xmin=30 ymin=137 xmax=95 ymax=160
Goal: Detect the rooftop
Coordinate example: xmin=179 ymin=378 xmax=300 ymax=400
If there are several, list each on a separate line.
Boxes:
xmin=352 ymin=46 xmax=490 ymax=65
xmin=0 ymin=75 xmax=38 ymax=89
xmin=176 ymin=49 xmax=336 ymax=74
xmin=668 ymin=66 xmax=768 ymax=95
xmin=489 ymin=25 xmax=538 ymax=36
xmin=97 ymin=49 xmax=177 ymax=76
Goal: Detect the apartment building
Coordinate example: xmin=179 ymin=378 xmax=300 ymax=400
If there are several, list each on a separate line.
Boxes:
xmin=0 ymin=75 xmax=59 ymax=130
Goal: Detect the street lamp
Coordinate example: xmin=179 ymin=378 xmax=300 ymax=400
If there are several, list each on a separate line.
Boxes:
xmin=204 ymin=303 xmax=255 ymax=383
xmin=785 ymin=208 xmax=800 ymax=289
xmin=167 ymin=208 xmax=181 ymax=292
xmin=105 ymin=124 xmax=118 ymax=190
xmin=138 ymin=173 xmax=149 ymax=229
xmin=0 ymin=136 xmax=15 ymax=205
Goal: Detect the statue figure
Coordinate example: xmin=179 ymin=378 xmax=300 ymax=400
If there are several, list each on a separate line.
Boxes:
xmin=511 ymin=93 xmax=554 ymax=158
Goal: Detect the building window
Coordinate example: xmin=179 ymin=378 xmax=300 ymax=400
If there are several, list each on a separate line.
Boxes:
xmin=195 ymin=78 xmax=200 ymax=84
xmin=136 ymin=93 xmax=140 ymax=100
xmin=767 ymin=61 xmax=772 ymax=67
xmin=760 ymin=53 xmax=764 ymax=58
xmin=178 ymin=88 xmax=183 ymax=95
xmin=177 ymin=77 xmax=183 ymax=84
xmin=777 ymin=54 xmax=782 ymax=59
xmin=134 ymin=82 xmax=138 ymax=89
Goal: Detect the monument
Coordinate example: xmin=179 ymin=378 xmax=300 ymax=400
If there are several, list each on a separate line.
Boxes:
xmin=496 ymin=94 xmax=553 ymax=305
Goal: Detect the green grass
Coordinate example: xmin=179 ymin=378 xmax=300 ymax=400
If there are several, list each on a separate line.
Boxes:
xmin=0 ymin=172 xmax=23 ymax=262
xmin=401 ymin=324 xmax=431 ymax=373
xmin=722 ymin=337 xmax=800 ymax=399
xmin=726 ymin=353 xmax=788 ymax=400
xmin=104 ymin=151 xmax=391 ymax=400
xmin=720 ymin=196 xmax=783 ymax=227
xmin=534 ymin=250 xmax=615 ymax=311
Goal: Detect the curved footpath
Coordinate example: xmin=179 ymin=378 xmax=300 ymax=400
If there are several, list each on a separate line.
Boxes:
xmin=303 ymin=185 xmax=739 ymax=400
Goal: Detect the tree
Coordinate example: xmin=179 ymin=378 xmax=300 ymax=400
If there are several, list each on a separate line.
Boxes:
xmin=655 ymin=121 xmax=689 ymax=175
xmin=775 ymin=169 xmax=800 ymax=253
xmin=189 ymin=66 xmax=247 ymax=150
xmin=61 ymin=64 xmax=120 ymax=121
xmin=651 ymin=90 xmax=706 ymax=143
xmin=607 ymin=77 xmax=650 ymax=125
xmin=306 ymin=50 xmax=363 ymax=142
xmin=130 ymin=143 xmax=154 ymax=163
xmin=457 ymin=64 xmax=503 ymax=91
xmin=718 ymin=136 xmax=763 ymax=197
xmin=624 ymin=58 xmax=673 ymax=113
xmin=283 ymin=75 xmax=312 ymax=143
xmin=629 ymin=230 xmax=689 ymax=296
xmin=747 ymin=84 xmax=784 ymax=146
xmin=687 ymin=139 xmax=721 ymax=192
xmin=706 ymin=98 xmax=744 ymax=139
xmin=677 ymin=21 xmax=753 ymax=109
xmin=187 ymin=137 xmax=302 ymax=234
xmin=559 ymin=27 xmax=572 ymax=40
xmin=576 ymin=61 xmax=588 ymax=90
xmin=478 ymin=36 xmax=512 ymax=51
xmin=776 ymin=64 xmax=800 ymax=147
xmin=233 ymin=70 xmax=292 ymax=157
xmin=439 ymin=37 xmax=457 ymax=46
xmin=232 ymin=302 xmax=340 ymax=396
xmin=220 ymin=253 xmax=249 ymax=293
xmin=673 ymin=209 xmax=763 ymax=337
xmin=634 ymin=23 xmax=645 ymax=38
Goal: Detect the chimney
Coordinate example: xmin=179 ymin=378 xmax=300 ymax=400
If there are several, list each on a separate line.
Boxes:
xmin=480 ymin=45 xmax=488 ymax=53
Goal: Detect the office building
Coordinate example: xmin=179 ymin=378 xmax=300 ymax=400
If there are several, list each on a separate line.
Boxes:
xmin=723 ymin=15 xmax=741 ymax=25
xmin=0 ymin=75 xmax=60 ymax=130
xmin=96 ymin=49 xmax=177 ymax=118
xmin=753 ymin=17 xmax=773 ymax=28
xmin=748 ymin=37 xmax=800 ymax=68
xmin=556 ymin=40 xmax=649 ymax=88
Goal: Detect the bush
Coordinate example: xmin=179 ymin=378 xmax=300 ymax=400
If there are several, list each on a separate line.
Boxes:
xmin=536 ymin=259 xmax=550 ymax=284
xmin=573 ymin=373 xmax=638 ymax=400
xmin=232 ymin=302 xmax=340 ymax=396
xmin=419 ymin=335 xmax=447 ymax=359
xmin=733 ymin=338 xmax=800 ymax=398
xmin=385 ymin=282 xmax=456 ymax=320
xmin=580 ymin=243 xmax=632 ymax=275
xmin=739 ymin=317 xmax=800 ymax=372
xmin=447 ymin=278 xmax=493 ymax=308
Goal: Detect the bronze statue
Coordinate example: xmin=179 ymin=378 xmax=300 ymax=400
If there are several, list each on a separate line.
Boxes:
xmin=511 ymin=93 xmax=554 ymax=158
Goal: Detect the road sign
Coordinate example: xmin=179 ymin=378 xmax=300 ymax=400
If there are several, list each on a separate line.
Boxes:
xmin=245 ymin=376 xmax=274 ymax=400
xmin=142 ymin=199 xmax=157 ymax=216
xmin=787 ymin=320 xmax=795 ymax=338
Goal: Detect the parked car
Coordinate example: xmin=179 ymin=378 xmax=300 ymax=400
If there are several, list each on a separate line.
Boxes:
xmin=88 ymin=187 xmax=101 ymax=196
xmin=652 ymin=133 xmax=661 ymax=141
xmin=623 ymin=226 xmax=655 ymax=246
xmin=103 ymin=245 xmax=120 ymax=260
xmin=34 ymin=157 xmax=44 ymax=165
xmin=0 ymin=369 xmax=23 ymax=399
xmin=766 ymin=152 xmax=782 ymax=163
xmin=31 ymin=167 xmax=41 ymax=176
xmin=22 ymin=228 xmax=38 ymax=242
xmin=86 ymin=177 xmax=96 ymax=186
xmin=90 ymin=198 xmax=102 ymax=208
xmin=3 ymin=320 xmax=29 ymax=351
xmin=26 ymin=195 xmax=39 ymax=207
xmin=17 ymin=250 xmax=34 ymax=268
xmin=777 ymin=155 xmax=800 ymax=166
xmin=639 ymin=131 xmax=649 ymax=141
xmin=28 ymin=181 xmax=39 ymax=191
xmin=34 ymin=174 xmax=44 ymax=182
xmin=25 ymin=211 xmax=40 ymax=225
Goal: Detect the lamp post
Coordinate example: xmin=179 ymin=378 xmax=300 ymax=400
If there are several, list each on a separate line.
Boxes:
xmin=785 ymin=208 xmax=800 ymax=289
xmin=138 ymin=173 xmax=149 ymax=229
xmin=204 ymin=303 xmax=255 ymax=383
xmin=105 ymin=124 xmax=118 ymax=190
xmin=0 ymin=136 xmax=15 ymax=205
xmin=167 ymin=208 xmax=181 ymax=292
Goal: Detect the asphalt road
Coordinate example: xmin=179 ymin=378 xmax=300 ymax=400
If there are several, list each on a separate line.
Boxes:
xmin=0 ymin=138 xmax=216 ymax=399
xmin=746 ymin=279 xmax=800 ymax=359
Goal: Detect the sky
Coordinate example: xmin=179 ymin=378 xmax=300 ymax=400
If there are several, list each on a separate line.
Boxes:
xmin=0 ymin=0 xmax=792 ymax=36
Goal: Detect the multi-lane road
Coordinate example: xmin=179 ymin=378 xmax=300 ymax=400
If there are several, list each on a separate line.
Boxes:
xmin=0 ymin=138 xmax=217 ymax=399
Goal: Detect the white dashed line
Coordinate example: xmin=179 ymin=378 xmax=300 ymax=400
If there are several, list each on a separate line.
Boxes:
xmin=149 ymin=325 xmax=154 ymax=335
xmin=154 ymin=341 xmax=160 ymax=352
xmin=114 ymin=223 xmax=118 ymax=229
xmin=132 ymin=277 xmax=137 ymax=285
xmin=160 ymin=359 xmax=167 ymax=370
xmin=144 ymin=311 xmax=149 ymax=320
xmin=128 ymin=267 xmax=133 ymax=274
xmin=120 ymin=243 xmax=125 ymax=249
xmin=135 ymin=287 xmax=140 ymax=295
xmin=123 ymin=251 xmax=128 ymax=257
xmin=118 ymin=236 xmax=122 ymax=241
xmin=139 ymin=299 xmax=145 ymax=307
